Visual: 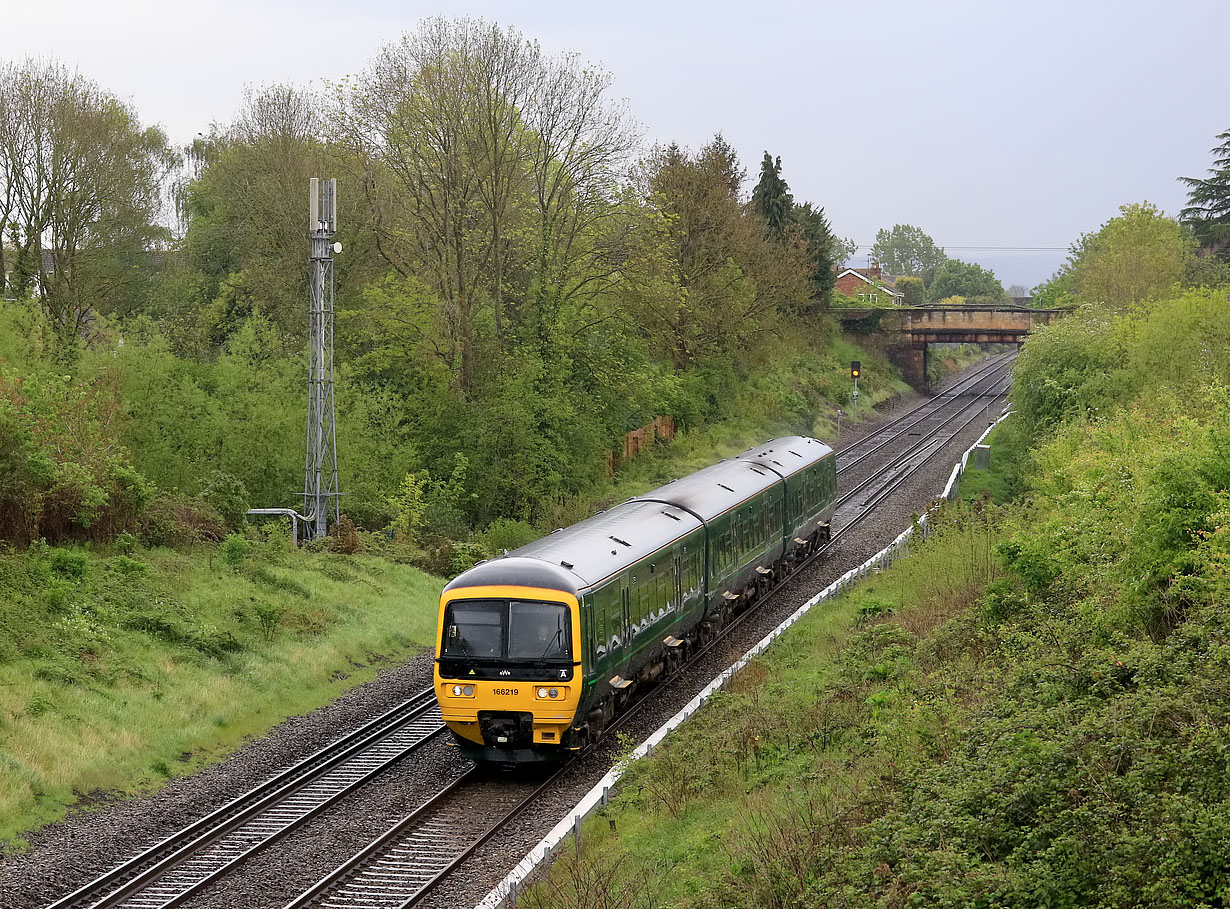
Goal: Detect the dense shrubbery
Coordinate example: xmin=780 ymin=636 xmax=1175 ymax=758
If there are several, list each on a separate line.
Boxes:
xmin=0 ymin=370 xmax=151 ymax=543
xmin=523 ymin=276 xmax=1230 ymax=907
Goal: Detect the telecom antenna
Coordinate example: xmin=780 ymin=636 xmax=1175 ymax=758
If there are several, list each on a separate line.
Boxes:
xmin=303 ymin=177 xmax=341 ymax=540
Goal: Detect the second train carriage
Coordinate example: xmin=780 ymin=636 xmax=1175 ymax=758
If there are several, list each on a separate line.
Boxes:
xmin=434 ymin=436 xmax=837 ymax=763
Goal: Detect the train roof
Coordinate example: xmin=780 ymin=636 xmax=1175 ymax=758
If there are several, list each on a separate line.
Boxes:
xmin=633 ymin=456 xmax=782 ymax=523
xmin=738 ymin=435 xmax=834 ymax=477
xmin=444 ymin=499 xmax=702 ymax=596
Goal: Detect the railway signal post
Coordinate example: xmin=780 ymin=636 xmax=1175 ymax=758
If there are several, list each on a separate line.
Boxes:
xmin=851 ymin=360 xmax=861 ymax=420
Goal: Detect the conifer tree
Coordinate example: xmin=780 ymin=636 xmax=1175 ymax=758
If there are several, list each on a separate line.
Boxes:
xmin=1180 ymin=129 xmax=1230 ymax=255
xmin=751 ymin=152 xmax=793 ymax=237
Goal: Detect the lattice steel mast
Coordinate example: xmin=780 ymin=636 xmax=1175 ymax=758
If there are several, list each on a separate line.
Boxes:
xmin=303 ymin=177 xmax=341 ymax=540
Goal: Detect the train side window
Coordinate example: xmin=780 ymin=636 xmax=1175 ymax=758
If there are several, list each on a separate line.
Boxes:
xmin=637 ymin=573 xmax=650 ymax=628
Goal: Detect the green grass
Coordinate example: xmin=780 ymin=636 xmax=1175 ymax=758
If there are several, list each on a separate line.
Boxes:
xmin=958 ymin=416 xmax=1029 ymax=505
xmin=0 ymin=538 xmax=440 ymax=849
xmin=521 ymin=504 xmax=1000 ymax=908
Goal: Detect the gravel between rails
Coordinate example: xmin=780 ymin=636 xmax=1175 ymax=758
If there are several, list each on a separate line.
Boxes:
xmin=0 ymin=357 xmax=1003 ymax=909
xmin=0 ymin=652 xmax=437 ymax=909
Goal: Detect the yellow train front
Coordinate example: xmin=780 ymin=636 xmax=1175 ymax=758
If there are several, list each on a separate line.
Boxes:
xmin=433 ymin=561 xmax=587 ymax=763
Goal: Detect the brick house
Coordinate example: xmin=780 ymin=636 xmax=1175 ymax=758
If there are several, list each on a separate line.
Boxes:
xmin=834 ymin=263 xmax=904 ymax=304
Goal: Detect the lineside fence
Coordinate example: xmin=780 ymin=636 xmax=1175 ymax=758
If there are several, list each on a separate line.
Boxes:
xmin=477 ymin=408 xmax=1013 ymax=908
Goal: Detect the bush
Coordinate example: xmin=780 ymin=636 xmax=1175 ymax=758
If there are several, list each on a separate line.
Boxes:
xmin=0 ymin=370 xmax=152 ymax=543
xmin=326 ymin=514 xmax=362 ymax=554
xmin=480 ymin=517 xmax=540 ymax=554
xmin=139 ymin=492 xmax=226 ymax=547
xmin=199 ymin=470 xmax=250 ymax=531
xmin=219 ymin=533 xmax=249 ymax=570
xmin=49 ymin=548 xmax=87 ymax=579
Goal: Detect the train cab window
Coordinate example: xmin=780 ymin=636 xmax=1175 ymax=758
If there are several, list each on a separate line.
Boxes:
xmin=443 ymin=599 xmax=570 ymax=663
xmin=507 ymin=601 xmax=570 ymax=661
xmin=442 ymin=600 xmax=502 ymax=659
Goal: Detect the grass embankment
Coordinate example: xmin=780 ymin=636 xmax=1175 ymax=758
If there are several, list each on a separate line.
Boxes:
xmin=957 ymin=417 xmax=1029 ymax=505
xmin=522 ymin=287 xmax=1230 ymax=908
xmin=0 ymin=539 xmax=439 ymax=849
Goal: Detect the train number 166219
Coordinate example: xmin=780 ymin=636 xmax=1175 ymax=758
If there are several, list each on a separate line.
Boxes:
xmin=493 ymin=688 xmax=519 ymax=696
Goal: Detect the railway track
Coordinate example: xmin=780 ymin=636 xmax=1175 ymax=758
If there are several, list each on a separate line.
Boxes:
xmin=278 ymin=356 xmax=1015 ymax=909
xmin=834 ymin=351 xmax=1013 ymax=475
xmin=50 ymin=355 xmax=1014 ymax=909
xmin=49 ymin=691 xmax=445 ymax=909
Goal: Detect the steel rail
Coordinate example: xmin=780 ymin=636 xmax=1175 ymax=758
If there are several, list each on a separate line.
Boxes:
xmin=50 ymin=690 xmax=445 ymax=909
xmin=830 ymin=361 xmax=1013 ymax=518
xmin=834 ymin=353 xmax=1013 ymax=474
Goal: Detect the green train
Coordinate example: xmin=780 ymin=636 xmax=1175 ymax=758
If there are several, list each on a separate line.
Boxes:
xmin=433 ymin=436 xmax=837 ymax=763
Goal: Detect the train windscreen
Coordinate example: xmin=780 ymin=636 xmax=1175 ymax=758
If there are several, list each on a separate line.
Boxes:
xmin=443 ymin=599 xmax=570 ymax=662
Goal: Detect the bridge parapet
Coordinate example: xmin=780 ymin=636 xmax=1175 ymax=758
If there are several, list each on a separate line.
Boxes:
xmin=836 ymin=304 xmax=1071 ymax=388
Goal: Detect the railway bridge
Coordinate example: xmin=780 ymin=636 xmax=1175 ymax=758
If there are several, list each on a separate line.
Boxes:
xmin=836 ymin=303 xmax=1070 ymax=387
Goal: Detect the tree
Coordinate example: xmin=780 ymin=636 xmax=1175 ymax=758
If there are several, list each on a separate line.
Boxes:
xmin=179 ymin=84 xmax=341 ymax=347
xmin=871 ymin=224 xmax=947 ymax=276
xmin=896 ymin=275 xmax=925 ymax=306
xmin=1179 ymin=128 xmax=1230 ymax=255
xmin=0 ymin=59 xmax=175 ymax=343
xmin=751 ymin=152 xmax=793 ymax=238
xmin=926 ymin=259 xmax=1004 ymax=303
xmin=750 ymin=153 xmax=836 ymax=309
xmin=1040 ymin=202 xmax=1191 ymax=310
xmin=792 ymin=201 xmax=838 ymax=306
xmin=631 ymin=136 xmax=810 ymax=368
xmin=337 ymin=18 xmax=636 ymax=393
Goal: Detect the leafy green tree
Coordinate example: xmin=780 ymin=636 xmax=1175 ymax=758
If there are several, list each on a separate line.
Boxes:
xmin=632 ymin=137 xmax=811 ymax=368
xmin=178 ymin=85 xmax=353 ymax=349
xmin=751 ymin=152 xmax=793 ymax=238
xmin=1180 ymin=128 xmax=1230 ymax=255
xmin=0 ymin=59 xmax=176 ymax=344
xmin=1040 ymin=202 xmax=1191 ymax=310
xmin=926 ymin=258 xmax=1005 ymax=302
xmin=895 ymin=275 xmax=925 ymax=306
xmin=871 ymin=224 xmax=947 ymax=276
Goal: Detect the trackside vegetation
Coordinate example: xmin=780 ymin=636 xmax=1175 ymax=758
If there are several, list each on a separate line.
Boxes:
xmin=0 ymin=539 xmax=440 ymax=849
xmin=520 ymin=221 xmax=1230 ymax=906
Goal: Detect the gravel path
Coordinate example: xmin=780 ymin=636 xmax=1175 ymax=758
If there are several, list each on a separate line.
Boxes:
xmin=0 ymin=358 xmax=1005 ymax=909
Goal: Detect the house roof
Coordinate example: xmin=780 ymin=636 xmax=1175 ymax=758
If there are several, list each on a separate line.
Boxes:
xmin=835 ymin=268 xmax=904 ymax=297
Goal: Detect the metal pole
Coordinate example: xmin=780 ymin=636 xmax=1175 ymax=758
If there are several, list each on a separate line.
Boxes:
xmin=305 ymin=177 xmax=340 ymax=541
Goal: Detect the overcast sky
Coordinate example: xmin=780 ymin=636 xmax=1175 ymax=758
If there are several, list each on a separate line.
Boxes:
xmin=7 ymin=0 xmax=1227 ymax=288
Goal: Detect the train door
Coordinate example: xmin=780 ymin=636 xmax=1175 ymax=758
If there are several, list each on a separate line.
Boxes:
xmin=673 ymin=552 xmax=682 ymax=615
xmin=621 ymin=577 xmax=632 ymax=648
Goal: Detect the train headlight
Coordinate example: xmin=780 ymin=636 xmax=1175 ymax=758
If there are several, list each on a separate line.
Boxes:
xmin=450 ymin=685 xmax=475 ymax=698
xmin=463 ymin=685 xmax=474 ymax=696
xmin=452 ymin=685 xmax=463 ymax=697
xmin=537 ymin=687 xmax=548 ymax=699
xmin=548 ymin=688 xmax=559 ymax=698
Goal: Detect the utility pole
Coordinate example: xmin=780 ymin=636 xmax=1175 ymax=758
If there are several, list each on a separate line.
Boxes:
xmin=303 ymin=177 xmax=341 ymax=540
